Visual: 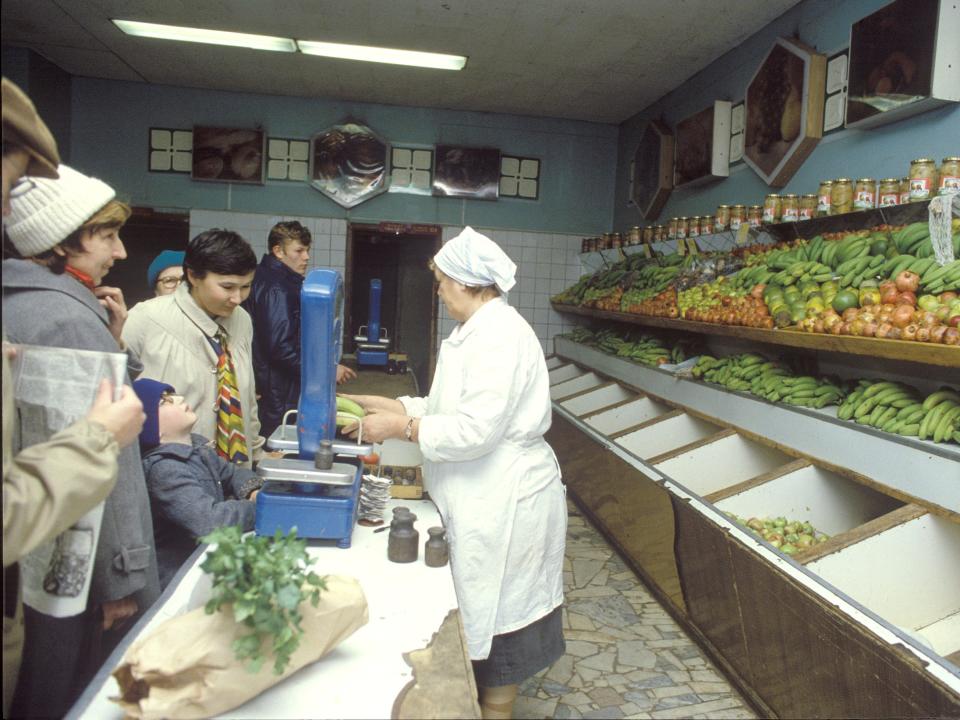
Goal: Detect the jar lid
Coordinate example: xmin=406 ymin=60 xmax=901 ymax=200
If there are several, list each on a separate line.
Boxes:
xmin=782 ymin=193 xmax=799 ymax=198
xmin=880 ymin=178 xmax=899 ymax=183
xmin=835 ymin=177 xmax=852 ymax=182
xmin=748 ymin=204 xmax=762 ymax=209
xmin=765 ymin=193 xmax=781 ymax=198
xmin=911 ymin=158 xmax=935 ymax=164
xmin=679 ymin=216 xmax=688 ymax=220
xmin=801 ymin=193 xmax=817 ymax=198
xmin=732 ymin=204 xmax=746 ymax=208
xmin=943 ymin=157 xmax=960 ymax=163
xmin=856 ymin=178 xmax=876 ymax=183
xmin=819 ymin=180 xmax=834 ymax=185
xmin=691 ymin=215 xmax=700 ymax=220
xmin=717 ymin=204 xmax=730 ymax=208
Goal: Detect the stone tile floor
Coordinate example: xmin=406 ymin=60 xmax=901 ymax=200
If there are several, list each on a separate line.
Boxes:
xmin=514 ymin=504 xmax=757 ymax=720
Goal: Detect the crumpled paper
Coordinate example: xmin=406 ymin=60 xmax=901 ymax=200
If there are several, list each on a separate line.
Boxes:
xmin=111 ymin=575 xmax=368 ymax=719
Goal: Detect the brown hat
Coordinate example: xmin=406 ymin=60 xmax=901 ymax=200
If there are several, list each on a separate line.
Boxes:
xmin=2 ymin=77 xmax=60 ymax=179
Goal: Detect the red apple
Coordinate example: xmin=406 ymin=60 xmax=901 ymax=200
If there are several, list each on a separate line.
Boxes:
xmin=895 ymin=270 xmax=920 ymax=293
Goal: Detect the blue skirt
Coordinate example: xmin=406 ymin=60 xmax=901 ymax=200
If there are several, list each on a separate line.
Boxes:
xmin=472 ymin=605 xmax=565 ymax=687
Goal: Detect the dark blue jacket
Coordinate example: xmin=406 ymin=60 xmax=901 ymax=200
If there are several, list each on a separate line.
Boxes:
xmin=142 ymin=434 xmax=261 ymax=588
xmin=242 ymin=254 xmax=304 ymax=439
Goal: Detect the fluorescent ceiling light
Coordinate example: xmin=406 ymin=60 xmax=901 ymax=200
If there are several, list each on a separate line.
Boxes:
xmin=112 ymin=19 xmax=296 ymax=53
xmin=296 ymin=40 xmax=466 ymax=70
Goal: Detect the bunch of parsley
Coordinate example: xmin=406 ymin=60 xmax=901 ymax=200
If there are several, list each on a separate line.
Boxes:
xmin=200 ymin=526 xmax=327 ymax=674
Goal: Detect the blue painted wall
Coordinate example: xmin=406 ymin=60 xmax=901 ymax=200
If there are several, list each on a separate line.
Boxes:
xmin=613 ymin=0 xmax=960 ymax=232
xmin=62 ymin=77 xmax=617 ymax=234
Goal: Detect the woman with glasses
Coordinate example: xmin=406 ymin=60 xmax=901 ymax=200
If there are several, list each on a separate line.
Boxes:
xmin=132 ymin=378 xmax=262 ymax=589
xmin=146 ymin=250 xmax=185 ymax=297
xmin=3 ymin=165 xmax=160 ymax=718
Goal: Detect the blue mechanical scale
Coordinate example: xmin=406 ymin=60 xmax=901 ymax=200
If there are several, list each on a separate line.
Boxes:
xmin=255 ymin=269 xmax=373 ymax=548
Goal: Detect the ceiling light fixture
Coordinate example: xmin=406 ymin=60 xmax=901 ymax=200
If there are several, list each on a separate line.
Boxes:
xmin=111 ymin=19 xmax=296 ymax=53
xmin=296 ymin=40 xmax=467 ymax=70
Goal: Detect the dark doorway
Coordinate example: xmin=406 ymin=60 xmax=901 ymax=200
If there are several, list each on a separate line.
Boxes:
xmin=345 ymin=225 xmax=441 ymax=394
xmin=112 ymin=207 xmax=190 ymax=307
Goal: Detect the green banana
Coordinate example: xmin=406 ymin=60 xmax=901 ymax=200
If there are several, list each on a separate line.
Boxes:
xmin=336 ymin=395 xmax=366 ymax=418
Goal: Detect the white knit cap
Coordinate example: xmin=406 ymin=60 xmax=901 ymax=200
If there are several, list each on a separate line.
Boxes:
xmin=5 ymin=164 xmax=116 ymax=257
xmin=434 ymin=226 xmax=517 ymax=293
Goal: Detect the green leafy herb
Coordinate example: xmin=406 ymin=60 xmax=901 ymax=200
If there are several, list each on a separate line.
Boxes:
xmin=199 ymin=526 xmax=327 ymax=675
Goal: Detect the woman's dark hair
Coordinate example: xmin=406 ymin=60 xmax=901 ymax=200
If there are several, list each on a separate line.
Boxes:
xmin=183 ymin=229 xmax=257 ymax=287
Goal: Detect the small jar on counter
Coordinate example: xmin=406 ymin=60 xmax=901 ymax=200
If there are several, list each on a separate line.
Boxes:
xmin=642 ymin=225 xmax=654 ymax=244
xmin=799 ymin=194 xmax=817 ymax=220
xmin=781 ymin=194 xmax=799 ymax=221
xmin=730 ymin=204 xmax=747 ymax=230
xmin=628 ymin=226 xmax=642 ymax=245
xmin=831 ymin=178 xmax=853 ymax=215
xmin=715 ymin=205 xmax=730 ymax=231
xmin=816 ymin=180 xmax=833 ymax=216
xmin=700 ymin=215 xmax=715 ymax=234
xmin=747 ymin=204 xmax=763 ymax=229
xmin=676 ymin=217 xmax=689 ymax=240
xmin=688 ymin=216 xmax=701 ymax=238
xmin=654 ymin=225 xmax=666 ymax=242
xmin=762 ymin=194 xmax=781 ymax=224
xmin=667 ymin=217 xmax=679 ymax=240
xmin=909 ymin=158 xmax=937 ymax=201
xmin=939 ymin=157 xmax=960 ymax=195
xmin=899 ymin=177 xmax=911 ymax=205
xmin=854 ymin=178 xmax=877 ymax=210
xmin=878 ymin=178 xmax=900 ymax=207
xmin=611 ymin=232 xmax=623 ymax=248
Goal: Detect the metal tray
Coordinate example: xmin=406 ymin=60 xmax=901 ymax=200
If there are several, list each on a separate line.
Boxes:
xmin=255 ymin=457 xmax=357 ymax=486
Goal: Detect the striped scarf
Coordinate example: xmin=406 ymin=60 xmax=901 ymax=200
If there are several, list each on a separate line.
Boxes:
xmin=215 ymin=328 xmax=249 ymax=464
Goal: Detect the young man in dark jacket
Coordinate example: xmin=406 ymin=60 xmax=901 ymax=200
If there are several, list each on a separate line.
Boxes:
xmin=243 ymin=221 xmax=355 ymax=439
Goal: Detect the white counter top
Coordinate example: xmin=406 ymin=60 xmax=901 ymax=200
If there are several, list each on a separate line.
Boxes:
xmin=71 ymin=499 xmax=460 ymax=719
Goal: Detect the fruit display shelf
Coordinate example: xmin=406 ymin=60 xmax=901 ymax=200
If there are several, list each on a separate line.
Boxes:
xmin=552 ymin=302 xmax=960 ymax=368
xmin=544 ymin=351 xmax=960 ymax=718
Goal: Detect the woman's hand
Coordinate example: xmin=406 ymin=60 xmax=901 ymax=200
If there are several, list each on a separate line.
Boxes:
xmin=343 ymin=410 xmax=408 ymax=444
xmin=339 ymin=393 xmax=404 ymax=415
xmin=102 ymin=595 xmax=138 ymax=631
xmin=336 ymin=364 xmax=357 ymax=384
xmin=94 ymin=285 xmax=128 ymax=345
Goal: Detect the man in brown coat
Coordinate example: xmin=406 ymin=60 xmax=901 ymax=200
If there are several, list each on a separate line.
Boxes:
xmin=1 ymin=76 xmax=146 ymax=716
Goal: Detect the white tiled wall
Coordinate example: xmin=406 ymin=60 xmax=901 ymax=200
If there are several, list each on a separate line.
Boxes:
xmin=189 ymin=210 xmax=583 ymax=353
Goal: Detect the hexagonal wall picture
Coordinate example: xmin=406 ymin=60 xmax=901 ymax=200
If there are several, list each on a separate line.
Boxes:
xmin=310 ymin=121 xmax=389 ymax=208
xmin=743 ymin=37 xmax=826 ymax=187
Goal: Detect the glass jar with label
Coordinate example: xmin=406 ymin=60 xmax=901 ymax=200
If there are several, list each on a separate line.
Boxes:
xmin=611 ymin=232 xmax=623 ymax=248
xmin=909 ymin=158 xmax=937 ymax=201
xmin=700 ymin=215 xmax=715 ymax=234
xmin=899 ymin=177 xmax=911 ymax=205
xmin=642 ymin=226 xmax=654 ymax=244
xmin=730 ymin=205 xmax=746 ymax=230
xmin=939 ymin=157 xmax=960 ymax=195
xmin=878 ymin=178 xmax=900 ymax=207
xmin=762 ymin=194 xmax=781 ymax=223
xmin=676 ymin=217 xmax=689 ymax=240
xmin=654 ymin=225 xmax=665 ymax=242
xmin=799 ymin=194 xmax=817 ymax=220
xmin=747 ymin=205 xmax=763 ymax=228
xmin=817 ymin=180 xmax=833 ymax=216
xmin=715 ymin=205 xmax=730 ymax=231
xmin=854 ymin=178 xmax=877 ymax=210
xmin=831 ymin=178 xmax=853 ymax=215
xmin=667 ymin=218 xmax=679 ymax=240
xmin=781 ymin=194 xmax=799 ymax=221
xmin=688 ymin=216 xmax=701 ymax=237
xmin=628 ymin=226 xmax=642 ymax=245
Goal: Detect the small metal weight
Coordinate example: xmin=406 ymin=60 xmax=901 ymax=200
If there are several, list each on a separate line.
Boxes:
xmin=424 ymin=526 xmax=448 ymax=567
xmin=387 ymin=507 xmax=418 ymax=563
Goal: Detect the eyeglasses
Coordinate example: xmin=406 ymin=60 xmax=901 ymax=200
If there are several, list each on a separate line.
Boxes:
xmin=159 ymin=393 xmax=185 ymax=406
xmin=157 ymin=276 xmax=184 ymax=288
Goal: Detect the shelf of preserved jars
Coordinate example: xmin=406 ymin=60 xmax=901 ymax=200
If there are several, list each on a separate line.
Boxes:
xmin=543 ymin=348 xmax=960 ymax=718
xmin=551 ymin=303 xmax=960 ymax=368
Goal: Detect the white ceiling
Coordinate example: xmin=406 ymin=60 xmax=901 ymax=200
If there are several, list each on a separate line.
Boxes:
xmin=1 ymin=0 xmax=801 ymax=124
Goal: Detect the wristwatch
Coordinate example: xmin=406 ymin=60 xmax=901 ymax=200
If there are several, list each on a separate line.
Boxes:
xmin=404 ymin=417 xmax=415 ymax=441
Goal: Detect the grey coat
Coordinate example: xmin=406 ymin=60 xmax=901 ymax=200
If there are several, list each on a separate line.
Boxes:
xmin=141 ymin=434 xmax=260 ymax=588
xmin=1 ymin=258 xmax=160 ymax=608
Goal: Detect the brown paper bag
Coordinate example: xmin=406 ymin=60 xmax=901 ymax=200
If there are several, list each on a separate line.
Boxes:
xmin=111 ymin=575 xmax=368 ymax=719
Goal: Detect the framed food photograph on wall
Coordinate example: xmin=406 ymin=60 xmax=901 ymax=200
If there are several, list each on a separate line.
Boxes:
xmin=433 ymin=145 xmax=501 ymax=200
xmin=310 ymin=121 xmax=389 ymax=208
xmin=630 ymin=120 xmax=674 ymax=220
xmin=191 ymin=126 xmax=265 ymax=184
xmin=845 ymin=0 xmax=960 ymax=129
xmin=744 ymin=37 xmax=826 ymax=187
xmin=673 ymin=101 xmax=731 ymax=188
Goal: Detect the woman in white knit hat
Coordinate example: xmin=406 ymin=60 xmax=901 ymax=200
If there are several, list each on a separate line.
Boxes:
xmin=3 ymin=165 xmax=160 ymax=718
xmin=342 ymin=227 xmax=567 ymax=719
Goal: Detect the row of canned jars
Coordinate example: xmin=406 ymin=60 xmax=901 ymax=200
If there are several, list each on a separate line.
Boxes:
xmin=581 ymin=217 xmax=718 ymax=252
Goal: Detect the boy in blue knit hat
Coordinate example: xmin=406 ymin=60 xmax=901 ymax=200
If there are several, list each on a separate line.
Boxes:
xmin=133 ymin=378 xmax=261 ymax=588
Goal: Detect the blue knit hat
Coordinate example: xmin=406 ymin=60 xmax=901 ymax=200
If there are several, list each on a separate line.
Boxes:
xmin=147 ymin=250 xmax=185 ymax=289
xmin=133 ymin=378 xmax=175 ymax=450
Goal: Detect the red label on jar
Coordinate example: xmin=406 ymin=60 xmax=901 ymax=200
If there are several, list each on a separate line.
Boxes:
xmin=854 ymin=191 xmax=875 ymax=209
xmin=799 ymin=207 xmax=814 ymax=220
xmin=817 ymin=194 xmax=831 ymax=212
xmin=782 ymin=209 xmax=799 ymax=221
xmin=910 ymin=177 xmax=932 ymax=199
xmin=940 ymin=176 xmax=960 ymax=194
xmin=879 ymin=193 xmax=899 ymax=207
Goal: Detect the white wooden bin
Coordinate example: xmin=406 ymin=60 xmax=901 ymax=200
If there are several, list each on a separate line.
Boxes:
xmin=585 ymin=396 xmax=673 ymax=436
xmin=561 ymin=383 xmax=635 ymax=417
xmin=548 ymin=363 xmax=584 ymax=386
xmin=550 ymin=372 xmax=604 ymax=400
xmin=616 ymin=412 xmax=721 ymax=460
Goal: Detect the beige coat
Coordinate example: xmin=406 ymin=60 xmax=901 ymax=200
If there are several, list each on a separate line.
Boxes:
xmin=2 ymin=341 xmax=120 ymax=715
xmin=123 ymin=283 xmax=263 ymax=466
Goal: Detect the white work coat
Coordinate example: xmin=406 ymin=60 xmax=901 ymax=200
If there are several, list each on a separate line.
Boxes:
xmin=399 ymin=297 xmax=566 ymax=660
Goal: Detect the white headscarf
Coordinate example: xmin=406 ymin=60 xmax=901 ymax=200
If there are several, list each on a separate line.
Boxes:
xmin=433 ymin=226 xmax=517 ymax=293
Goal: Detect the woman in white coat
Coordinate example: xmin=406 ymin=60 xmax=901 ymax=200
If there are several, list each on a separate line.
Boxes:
xmin=345 ymin=227 xmax=567 ymax=719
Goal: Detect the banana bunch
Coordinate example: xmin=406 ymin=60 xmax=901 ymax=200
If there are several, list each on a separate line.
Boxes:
xmin=336 ymin=395 xmax=366 ymax=428
xmin=836 ymin=380 xmax=925 ymax=435
xmin=919 ymin=259 xmax=960 ymax=294
xmin=552 ymin=274 xmax=592 ymax=305
xmin=821 ymin=232 xmax=872 ymax=270
xmin=763 ymin=245 xmax=811 ymax=271
xmin=614 ymin=335 xmax=672 ymax=366
xmin=691 ymin=353 xmax=767 ymax=391
xmin=892 ymin=222 xmax=931 ymax=255
xmin=732 ymin=263 xmax=775 ymax=290
xmin=619 ymin=264 xmax=681 ymax=307
xmin=834 ymin=254 xmax=885 ymax=288
xmin=751 ymin=369 xmax=845 ymax=408
xmin=566 ymin=327 xmax=595 ymax=344
xmin=767 ymin=260 xmax=835 ymax=287
xmin=918 ymin=389 xmax=960 ymax=443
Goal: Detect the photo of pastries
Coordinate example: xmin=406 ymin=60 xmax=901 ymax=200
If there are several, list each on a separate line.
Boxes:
xmin=191 ymin=126 xmax=265 ymax=184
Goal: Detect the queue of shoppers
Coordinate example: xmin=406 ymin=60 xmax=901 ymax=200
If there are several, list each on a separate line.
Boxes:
xmin=2 ymin=76 xmax=566 ymax=720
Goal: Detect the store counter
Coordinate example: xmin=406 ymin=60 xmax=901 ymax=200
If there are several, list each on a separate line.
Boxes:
xmin=69 ymin=499 xmax=480 ymax=719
